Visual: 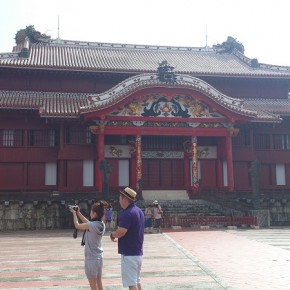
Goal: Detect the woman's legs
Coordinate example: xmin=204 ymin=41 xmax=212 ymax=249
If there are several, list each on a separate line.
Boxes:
xmin=88 ymin=277 xmax=103 ymax=290
xmin=88 ymin=278 xmax=97 ymax=290
xmin=97 ymin=277 xmax=103 ymax=290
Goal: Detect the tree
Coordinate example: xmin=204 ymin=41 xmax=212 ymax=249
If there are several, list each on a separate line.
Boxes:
xmin=15 ymin=25 xmax=50 ymax=45
xmin=213 ymin=36 xmax=245 ymax=54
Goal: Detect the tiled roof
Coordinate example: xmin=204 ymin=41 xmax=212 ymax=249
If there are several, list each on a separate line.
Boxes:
xmin=242 ymin=98 xmax=290 ymax=116
xmin=0 ymin=90 xmax=88 ymax=118
xmin=1 ymin=39 xmax=290 ymax=77
xmin=0 ymin=89 xmax=283 ymax=122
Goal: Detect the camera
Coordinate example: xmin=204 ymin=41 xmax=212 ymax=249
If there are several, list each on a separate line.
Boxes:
xmin=69 ymin=205 xmax=78 ymax=211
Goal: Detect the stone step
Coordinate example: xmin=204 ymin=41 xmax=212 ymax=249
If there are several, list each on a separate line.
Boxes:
xmin=142 ymin=190 xmax=189 ymax=201
xmin=137 ymin=199 xmax=228 ymax=217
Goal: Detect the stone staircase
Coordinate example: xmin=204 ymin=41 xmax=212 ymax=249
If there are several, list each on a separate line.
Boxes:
xmin=142 ymin=190 xmax=189 ymax=201
xmin=137 ymin=199 xmax=243 ymax=217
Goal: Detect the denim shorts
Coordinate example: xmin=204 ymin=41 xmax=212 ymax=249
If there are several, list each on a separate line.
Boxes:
xmin=84 ymin=256 xmax=103 ymax=279
xmin=145 ymin=217 xmax=152 ymax=228
xmin=121 ymin=255 xmax=143 ymax=287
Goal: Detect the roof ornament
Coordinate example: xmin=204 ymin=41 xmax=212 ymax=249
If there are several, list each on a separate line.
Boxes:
xmin=213 ymin=36 xmax=244 ymax=54
xmin=157 ymin=60 xmax=177 ymax=83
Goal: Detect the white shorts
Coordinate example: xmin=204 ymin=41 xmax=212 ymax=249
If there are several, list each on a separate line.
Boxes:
xmin=121 ymin=255 xmax=143 ymax=287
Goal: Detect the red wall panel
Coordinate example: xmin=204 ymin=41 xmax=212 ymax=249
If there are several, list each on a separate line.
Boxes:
xmin=66 ymin=160 xmax=83 ymax=190
xmin=27 ymin=163 xmax=45 ymax=186
xmin=260 ymin=164 xmax=273 ymax=188
xmin=233 ymin=162 xmax=250 ymax=190
xmin=200 ymin=160 xmax=216 ymax=189
xmin=0 ymin=163 xmax=23 ymax=187
xmin=107 ymin=159 xmax=119 ymax=188
xmin=161 ymin=160 xmax=172 ymax=187
xmin=172 ymin=159 xmax=184 ymax=187
xmin=148 ymin=160 xmax=160 ymax=187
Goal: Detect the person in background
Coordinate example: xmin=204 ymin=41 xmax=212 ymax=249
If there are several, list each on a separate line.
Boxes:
xmin=110 ymin=187 xmax=144 ymax=290
xmin=152 ymin=200 xmax=163 ymax=233
xmin=70 ymin=201 xmax=108 ymax=290
xmin=144 ymin=204 xmax=153 ymax=233
xmin=105 ymin=205 xmax=113 ymax=231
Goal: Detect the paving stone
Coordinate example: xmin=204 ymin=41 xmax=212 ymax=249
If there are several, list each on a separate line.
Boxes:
xmin=1 ymin=228 xmax=290 ymax=289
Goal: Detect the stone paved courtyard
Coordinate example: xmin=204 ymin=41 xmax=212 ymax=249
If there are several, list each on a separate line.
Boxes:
xmin=1 ymin=228 xmax=290 ymax=289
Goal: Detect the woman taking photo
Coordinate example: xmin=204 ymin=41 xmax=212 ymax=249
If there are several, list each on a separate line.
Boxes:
xmin=70 ymin=201 xmax=108 ymax=290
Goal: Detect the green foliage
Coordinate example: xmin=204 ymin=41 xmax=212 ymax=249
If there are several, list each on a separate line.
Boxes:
xmin=15 ymin=25 xmax=50 ymax=44
xmin=18 ymin=48 xmax=30 ymax=58
xmin=250 ymin=58 xmax=260 ymax=68
xmin=213 ymin=36 xmax=245 ymax=54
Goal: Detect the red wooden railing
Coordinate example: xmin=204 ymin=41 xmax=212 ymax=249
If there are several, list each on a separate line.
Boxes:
xmin=161 ymin=215 xmax=257 ymax=228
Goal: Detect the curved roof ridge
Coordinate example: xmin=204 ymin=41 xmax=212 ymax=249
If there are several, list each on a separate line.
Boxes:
xmin=47 ymin=38 xmax=214 ymax=52
xmin=82 ymin=73 xmax=256 ymax=118
xmin=233 ymin=49 xmax=290 ymax=72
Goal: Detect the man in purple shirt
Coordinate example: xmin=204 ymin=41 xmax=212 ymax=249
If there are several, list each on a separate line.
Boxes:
xmin=110 ymin=187 xmax=144 ymax=290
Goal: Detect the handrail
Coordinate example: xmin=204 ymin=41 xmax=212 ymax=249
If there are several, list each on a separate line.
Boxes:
xmin=161 ymin=215 xmax=257 ymax=228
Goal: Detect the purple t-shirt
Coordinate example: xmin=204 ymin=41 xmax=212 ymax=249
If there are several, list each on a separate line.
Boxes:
xmin=118 ymin=203 xmax=145 ymax=256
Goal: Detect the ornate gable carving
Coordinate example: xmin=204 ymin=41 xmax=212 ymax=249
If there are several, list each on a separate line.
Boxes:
xmin=109 ymin=94 xmax=225 ymax=119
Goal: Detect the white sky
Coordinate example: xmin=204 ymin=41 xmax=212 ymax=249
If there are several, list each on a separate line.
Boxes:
xmin=0 ymin=0 xmax=290 ymax=66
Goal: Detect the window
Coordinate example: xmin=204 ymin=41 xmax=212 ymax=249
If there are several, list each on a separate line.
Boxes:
xmin=45 ymin=162 xmax=57 ymax=185
xmin=29 ymin=129 xmax=58 ymax=147
xmin=49 ymin=130 xmax=56 ymax=147
xmin=276 ymin=164 xmax=286 ymax=185
xmin=232 ymin=128 xmax=250 ymax=147
xmin=118 ymin=160 xmax=129 ymax=186
xmin=223 ymin=160 xmax=228 ymax=186
xmin=1 ymin=129 xmax=23 ymax=147
xmin=2 ymin=130 xmax=14 ymax=146
xmin=273 ymin=134 xmax=290 ymax=150
xmin=65 ymin=126 xmax=94 ymax=144
xmin=253 ymin=134 xmax=270 ymax=150
xmin=83 ymin=160 xmax=94 ymax=186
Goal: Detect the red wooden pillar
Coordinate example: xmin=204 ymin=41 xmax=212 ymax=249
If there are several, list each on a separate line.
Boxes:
xmin=130 ymin=156 xmax=136 ymax=189
xmin=183 ymin=140 xmax=191 ymax=193
xmin=58 ymin=124 xmax=65 ymax=189
xmin=216 ymin=138 xmax=223 ymax=191
xmin=226 ymin=134 xmax=234 ymax=191
xmin=184 ymin=155 xmax=190 ymax=191
xmin=135 ymin=135 xmax=142 ymax=192
xmin=23 ymin=129 xmax=28 ymax=190
xmin=191 ymin=136 xmax=199 ymax=194
xmin=58 ymin=160 xmax=64 ymax=189
xmin=216 ymin=158 xmax=223 ymax=191
xmin=96 ymin=129 xmax=105 ymax=193
xmin=23 ymin=162 xmax=28 ymax=189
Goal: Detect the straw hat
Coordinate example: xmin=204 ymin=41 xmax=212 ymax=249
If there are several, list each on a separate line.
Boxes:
xmin=119 ymin=187 xmax=137 ymax=201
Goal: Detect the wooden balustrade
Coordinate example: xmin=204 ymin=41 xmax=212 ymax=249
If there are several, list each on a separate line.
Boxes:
xmin=161 ymin=215 xmax=257 ymax=228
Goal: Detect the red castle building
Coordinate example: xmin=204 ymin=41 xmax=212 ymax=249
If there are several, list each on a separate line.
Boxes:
xmin=1 ymin=36 xmax=290 ymax=201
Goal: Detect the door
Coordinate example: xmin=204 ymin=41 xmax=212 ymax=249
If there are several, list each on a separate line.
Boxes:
xmin=142 ymin=159 xmax=184 ymax=190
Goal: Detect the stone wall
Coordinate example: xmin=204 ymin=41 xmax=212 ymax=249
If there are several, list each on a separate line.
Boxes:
xmin=269 ymin=202 xmax=290 ymax=226
xmin=1 ymin=199 xmax=290 ymax=231
xmin=0 ymin=201 xmax=90 ymax=231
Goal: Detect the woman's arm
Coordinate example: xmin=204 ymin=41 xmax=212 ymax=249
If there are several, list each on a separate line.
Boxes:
xmin=70 ymin=208 xmax=89 ymax=231
xmin=76 ymin=209 xmax=89 ymax=223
